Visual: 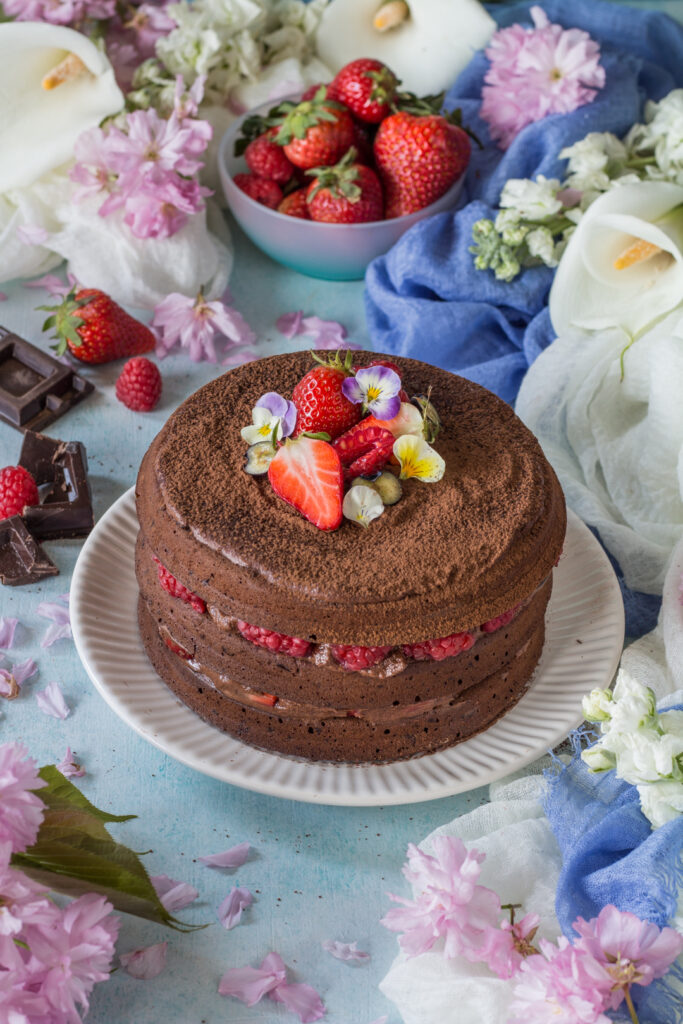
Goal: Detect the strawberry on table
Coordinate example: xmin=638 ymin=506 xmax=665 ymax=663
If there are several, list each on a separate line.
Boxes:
xmin=332 ymin=58 xmax=399 ymax=124
xmin=271 ymin=86 xmax=355 ymax=170
xmin=306 ymin=148 xmax=383 ymax=224
xmin=291 ymin=351 xmax=361 ymax=440
xmin=40 ymin=287 xmax=155 ymax=364
xmin=233 ymin=173 xmax=282 ymax=208
xmin=374 ymin=110 xmax=471 ymax=218
xmin=268 ymin=435 xmax=344 ymax=531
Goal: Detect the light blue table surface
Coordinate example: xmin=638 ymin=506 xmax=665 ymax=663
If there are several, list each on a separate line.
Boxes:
xmin=1 ymin=3 xmax=677 ymax=1019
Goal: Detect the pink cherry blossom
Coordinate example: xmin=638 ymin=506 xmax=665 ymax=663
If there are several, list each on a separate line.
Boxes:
xmin=0 ymin=743 xmax=46 ymax=857
xmin=16 ymin=224 xmax=50 ymax=246
xmin=125 ymin=2 xmax=176 ymax=58
xmin=322 ymin=939 xmax=370 ymax=962
xmin=2 ymin=0 xmax=116 ymax=24
xmin=381 ymin=837 xmax=501 ymax=960
xmin=174 ymin=75 xmax=208 ymax=122
xmin=122 ymin=175 xmax=211 ymax=239
xmin=109 ymin=109 xmax=209 ymax=179
xmin=71 ymin=125 xmax=124 ymax=211
xmin=21 ymin=893 xmax=118 ymax=1020
xmin=36 ymin=680 xmax=70 ymax=720
xmin=0 ymin=658 xmax=38 ymax=700
xmin=198 ymin=840 xmax=250 ymax=869
xmin=509 ymin=937 xmax=612 ymax=1024
xmin=151 ymin=873 xmax=199 ymax=912
xmin=478 ymin=911 xmax=540 ymax=979
xmin=56 ymin=747 xmax=86 ymax=779
xmin=217 ymin=886 xmax=253 ymax=930
xmin=37 ymin=594 xmax=71 ymax=647
xmin=573 ymin=906 xmax=683 ymax=1008
xmin=153 ymin=290 xmax=256 ymax=363
xmin=0 ymin=617 xmax=19 ymax=649
xmin=276 ymin=311 xmax=359 ymax=350
xmin=0 ymin=845 xmax=50 ymax=935
xmin=23 ymin=273 xmax=78 ymax=297
xmin=219 ymin=952 xmax=325 ymax=1022
xmin=120 ymin=941 xmax=168 ymax=980
xmin=481 ymin=6 xmax=605 ymax=150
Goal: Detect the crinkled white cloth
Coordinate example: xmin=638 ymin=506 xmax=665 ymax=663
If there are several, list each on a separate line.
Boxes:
xmin=515 ymin=310 xmax=683 ymax=594
xmin=0 ymin=173 xmax=232 ymax=309
xmin=380 ymin=536 xmax=683 ymax=1024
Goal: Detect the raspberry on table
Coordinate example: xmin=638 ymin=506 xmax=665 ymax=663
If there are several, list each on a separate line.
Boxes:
xmin=237 ymin=621 xmax=311 ymax=658
xmin=331 ymin=644 xmax=392 ymax=671
xmin=115 ymin=357 xmax=162 ymax=412
xmin=154 ymin=556 xmax=206 ymax=613
xmin=402 ymin=631 xmax=475 ymax=662
xmin=0 ymin=465 xmax=39 ymax=520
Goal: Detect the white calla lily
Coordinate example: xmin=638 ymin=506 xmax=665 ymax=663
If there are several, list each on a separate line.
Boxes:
xmin=549 ymin=181 xmax=683 ymax=338
xmin=0 ymin=22 xmax=123 ymax=194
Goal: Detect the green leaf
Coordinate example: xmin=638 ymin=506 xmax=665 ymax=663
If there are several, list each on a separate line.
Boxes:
xmin=10 ymin=767 xmax=204 ymax=931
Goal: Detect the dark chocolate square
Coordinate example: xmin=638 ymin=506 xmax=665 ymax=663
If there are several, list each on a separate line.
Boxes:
xmin=19 ymin=431 xmax=94 ymax=540
xmin=0 ymin=327 xmax=94 ymax=433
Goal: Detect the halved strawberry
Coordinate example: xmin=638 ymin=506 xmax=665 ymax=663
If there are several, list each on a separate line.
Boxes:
xmin=333 ymin=422 xmax=395 ymax=478
xmin=268 ymin=435 xmax=344 ymax=531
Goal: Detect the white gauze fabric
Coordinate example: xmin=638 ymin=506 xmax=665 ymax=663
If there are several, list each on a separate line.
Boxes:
xmin=515 ymin=310 xmax=683 ymax=594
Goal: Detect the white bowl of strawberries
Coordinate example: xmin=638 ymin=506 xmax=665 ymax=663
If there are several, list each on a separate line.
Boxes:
xmin=218 ymin=58 xmax=470 ymax=281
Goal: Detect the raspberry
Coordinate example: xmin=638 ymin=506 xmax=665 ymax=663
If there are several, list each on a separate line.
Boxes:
xmin=115 ymin=357 xmax=162 ymax=412
xmin=233 ymin=173 xmax=282 ymax=209
xmin=331 ymin=644 xmax=392 ymax=671
xmin=481 ymin=606 xmax=520 ymax=634
xmin=245 ymin=130 xmax=295 ymax=183
xmin=402 ymin=631 xmax=475 ymax=662
xmin=154 ymin=556 xmax=206 ymax=613
xmin=0 ymin=465 xmax=39 ymax=520
xmin=237 ymin=621 xmax=311 ymax=658
xmin=164 ymin=634 xmax=191 ymax=659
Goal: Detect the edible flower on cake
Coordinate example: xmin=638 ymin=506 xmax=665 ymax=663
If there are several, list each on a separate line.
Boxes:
xmin=341 ymin=362 xmax=401 ymax=419
xmin=342 ymin=483 xmax=384 ymax=527
xmin=240 ymin=391 xmax=297 ymax=445
xmin=393 ymin=434 xmax=445 ymax=482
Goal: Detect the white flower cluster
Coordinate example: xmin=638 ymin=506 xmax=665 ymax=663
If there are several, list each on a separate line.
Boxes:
xmin=473 ymin=89 xmax=683 ymax=281
xmin=148 ymin=0 xmax=327 ymax=104
xmin=582 ymin=671 xmax=683 ymax=829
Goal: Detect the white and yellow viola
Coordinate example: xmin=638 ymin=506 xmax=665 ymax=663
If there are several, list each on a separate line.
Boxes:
xmin=549 ymin=181 xmax=683 ymax=339
xmin=0 ymin=21 xmax=123 ymax=194
xmin=315 ymin=0 xmax=495 ymax=96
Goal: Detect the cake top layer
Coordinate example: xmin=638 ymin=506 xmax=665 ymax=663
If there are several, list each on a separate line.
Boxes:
xmin=140 ymin=352 xmax=565 ymax=641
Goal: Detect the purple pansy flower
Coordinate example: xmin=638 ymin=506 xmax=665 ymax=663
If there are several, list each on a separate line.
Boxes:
xmin=241 ymin=392 xmax=297 ymax=446
xmin=342 ymin=365 xmax=401 ymax=420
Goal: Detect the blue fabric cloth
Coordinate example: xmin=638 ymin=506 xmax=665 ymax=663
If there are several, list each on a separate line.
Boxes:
xmin=365 ymin=0 xmax=683 ymax=639
xmin=364 ymin=0 xmax=683 ymax=402
xmin=544 ymin=731 xmax=683 ymax=1023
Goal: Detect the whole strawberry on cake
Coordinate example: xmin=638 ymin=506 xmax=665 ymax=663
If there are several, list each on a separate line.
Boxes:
xmin=135 ymin=352 xmax=566 ymax=763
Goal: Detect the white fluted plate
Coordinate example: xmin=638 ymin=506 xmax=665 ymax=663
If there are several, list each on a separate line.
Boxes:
xmin=72 ymin=488 xmax=624 ymax=806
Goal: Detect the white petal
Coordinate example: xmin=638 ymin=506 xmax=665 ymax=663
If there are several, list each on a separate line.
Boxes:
xmin=342 ymin=485 xmax=384 ymax=528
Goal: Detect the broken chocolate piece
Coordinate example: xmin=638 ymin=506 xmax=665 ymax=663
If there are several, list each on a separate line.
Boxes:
xmin=0 ymin=515 xmax=59 ymax=586
xmin=19 ymin=431 xmax=94 ymax=540
xmin=0 ymin=326 xmax=94 ymax=433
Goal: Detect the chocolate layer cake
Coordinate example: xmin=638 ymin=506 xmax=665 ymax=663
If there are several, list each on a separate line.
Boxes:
xmin=135 ymin=352 xmax=566 ymax=763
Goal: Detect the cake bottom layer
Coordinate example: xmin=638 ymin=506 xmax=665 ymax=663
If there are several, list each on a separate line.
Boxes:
xmin=138 ymin=598 xmax=547 ymax=764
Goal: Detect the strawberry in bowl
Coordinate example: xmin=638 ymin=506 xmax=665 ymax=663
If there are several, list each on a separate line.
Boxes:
xmin=218 ymin=58 xmax=472 ymax=280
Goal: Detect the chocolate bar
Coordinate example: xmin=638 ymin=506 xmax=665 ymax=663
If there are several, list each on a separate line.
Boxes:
xmin=0 ymin=516 xmax=59 ymax=586
xmin=19 ymin=432 xmax=94 ymax=540
xmin=0 ymin=326 xmax=94 ymax=433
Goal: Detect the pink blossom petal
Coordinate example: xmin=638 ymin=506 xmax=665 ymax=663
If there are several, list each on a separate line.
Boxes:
xmin=56 ymin=747 xmax=85 ymax=779
xmin=35 ymin=680 xmax=69 ymax=719
xmin=0 ymin=742 xmax=46 ymax=854
xmin=120 ymin=941 xmax=168 ymax=980
xmin=22 ymin=273 xmax=76 ymax=296
xmin=270 ymin=981 xmax=326 ymax=1022
xmin=198 ymin=841 xmax=250 ymax=869
xmin=322 ymin=939 xmax=370 ymax=962
xmin=0 ymin=658 xmax=38 ymax=699
xmin=300 ymin=315 xmax=348 ymax=349
xmin=37 ymin=595 xmax=71 ymax=647
xmin=276 ymin=310 xmax=304 ymax=338
xmin=151 ymin=873 xmax=199 ymax=911
xmin=16 ymin=224 xmax=50 ymax=245
xmin=217 ymin=886 xmax=253 ymax=930
xmin=0 ymin=292 xmax=7 ymax=302
xmin=219 ymin=952 xmax=286 ymax=1006
xmin=0 ymin=618 xmax=19 ymax=649
xmin=222 ymin=346 xmax=260 ymax=366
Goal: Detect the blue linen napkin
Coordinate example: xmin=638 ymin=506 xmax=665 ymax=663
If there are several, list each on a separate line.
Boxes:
xmin=544 ymin=738 xmax=683 ymax=1022
xmin=365 ymin=0 xmax=683 ymax=638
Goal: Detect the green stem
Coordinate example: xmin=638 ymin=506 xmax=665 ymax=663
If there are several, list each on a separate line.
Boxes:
xmin=624 ymin=987 xmax=640 ymax=1024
